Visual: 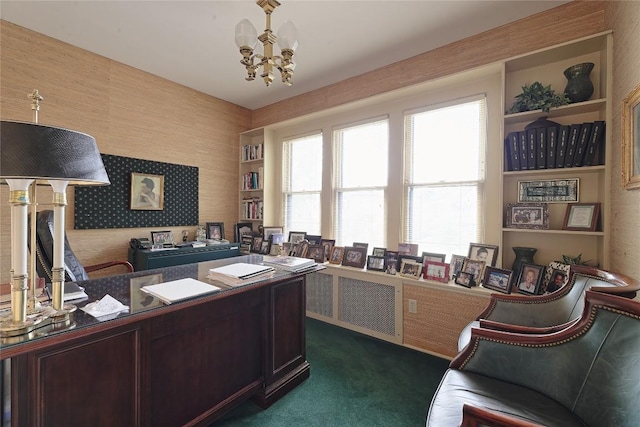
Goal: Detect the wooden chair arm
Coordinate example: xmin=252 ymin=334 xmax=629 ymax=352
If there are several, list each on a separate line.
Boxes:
xmin=461 ymin=403 xmax=545 ymax=427
xmin=84 ymin=260 xmax=134 ymax=274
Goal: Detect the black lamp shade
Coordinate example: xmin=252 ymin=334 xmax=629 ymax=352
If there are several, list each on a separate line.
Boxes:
xmin=0 ymin=120 xmax=110 ymax=185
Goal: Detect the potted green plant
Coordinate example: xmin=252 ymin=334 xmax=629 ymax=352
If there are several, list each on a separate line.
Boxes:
xmin=507 ymin=82 xmax=570 ymax=114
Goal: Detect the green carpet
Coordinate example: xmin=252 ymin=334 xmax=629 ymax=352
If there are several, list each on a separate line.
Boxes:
xmin=212 ymin=318 xmax=449 ymax=426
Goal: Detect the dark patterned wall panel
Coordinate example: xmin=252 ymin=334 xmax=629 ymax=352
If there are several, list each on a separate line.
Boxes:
xmin=74 ymin=154 xmax=198 ymax=229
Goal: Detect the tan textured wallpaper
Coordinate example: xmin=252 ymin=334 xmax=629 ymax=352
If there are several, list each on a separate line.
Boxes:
xmin=0 ymin=21 xmax=251 ymax=283
xmin=606 ymin=1 xmax=640 ymax=282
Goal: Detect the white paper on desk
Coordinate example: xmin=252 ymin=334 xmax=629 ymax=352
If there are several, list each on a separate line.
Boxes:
xmin=209 ymin=263 xmax=274 ymax=279
xmin=141 ymin=278 xmax=220 ymax=304
xmin=81 ymin=294 xmax=129 ymax=320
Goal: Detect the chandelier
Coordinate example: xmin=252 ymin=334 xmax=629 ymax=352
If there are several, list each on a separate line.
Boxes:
xmin=234 ymin=0 xmax=299 ymax=87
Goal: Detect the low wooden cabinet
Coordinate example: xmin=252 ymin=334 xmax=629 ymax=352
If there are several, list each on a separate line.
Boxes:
xmin=2 ymin=257 xmax=313 ymax=426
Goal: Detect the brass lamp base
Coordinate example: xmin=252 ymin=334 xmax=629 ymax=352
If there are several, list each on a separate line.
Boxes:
xmin=0 ymin=302 xmax=76 ymax=338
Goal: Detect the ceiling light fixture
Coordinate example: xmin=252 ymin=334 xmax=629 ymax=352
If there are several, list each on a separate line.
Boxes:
xmin=235 ymin=0 xmax=299 ymax=87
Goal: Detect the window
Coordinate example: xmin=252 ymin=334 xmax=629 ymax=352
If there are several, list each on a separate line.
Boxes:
xmin=334 ymin=118 xmax=388 ymax=248
xmin=404 ymin=96 xmax=486 ymax=257
xmin=282 ymin=133 xmax=323 ymax=236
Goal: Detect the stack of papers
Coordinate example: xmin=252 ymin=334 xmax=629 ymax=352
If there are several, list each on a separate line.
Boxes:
xmin=208 ymin=263 xmax=275 ymax=286
xmin=262 ymin=256 xmax=316 ymax=272
xmin=141 ymin=278 xmax=220 ymax=304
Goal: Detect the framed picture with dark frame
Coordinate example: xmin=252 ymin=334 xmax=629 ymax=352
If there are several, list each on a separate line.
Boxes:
xmin=454 ymin=271 xmax=474 ymax=288
xmin=130 ymin=172 xmax=164 ymax=211
xmin=288 ymin=231 xmax=307 ymax=244
xmin=461 ymin=258 xmax=486 ymax=285
xmin=342 ymin=246 xmax=367 ymax=268
xmin=422 ymin=252 xmax=446 ymax=263
xmin=234 ymin=222 xmax=253 ymax=243
xmin=250 ymin=236 xmax=263 ymax=253
xmin=306 ymin=235 xmax=322 ymax=245
xmin=205 ymin=222 xmax=225 ymax=240
xmin=352 ymin=242 xmax=369 ymax=253
xmin=399 ymin=259 xmax=422 ymax=279
xmin=545 ymin=268 xmax=568 ymax=293
xmin=307 ymin=245 xmax=325 ymax=263
xmin=505 ymin=203 xmax=549 ymax=229
xmin=151 ymin=231 xmax=173 ymax=247
xmin=423 ymin=261 xmax=449 ymax=283
xmin=516 ymin=263 xmax=545 ymax=295
xmin=398 ymin=243 xmax=418 ymax=256
xmin=482 ymin=266 xmax=513 ymax=294
xmin=562 ymin=202 xmax=601 ymax=231
xmin=329 ymin=246 xmax=345 ymax=265
xmin=372 ymin=247 xmax=387 ymax=257
xmin=366 ymin=255 xmax=386 ymax=272
xmin=292 ymin=240 xmax=310 ymax=258
xmin=449 ymin=254 xmax=466 ymax=280
xmin=321 ymin=239 xmax=336 ymax=262
xmin=396 ymin=254 xmax=423 ymax=273
xmin=467 ymin=243 xmax=499 ymax=267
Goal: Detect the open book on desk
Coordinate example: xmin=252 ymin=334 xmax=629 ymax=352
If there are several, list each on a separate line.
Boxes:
xmin=141 ymin=278 xmax=220 ymax=304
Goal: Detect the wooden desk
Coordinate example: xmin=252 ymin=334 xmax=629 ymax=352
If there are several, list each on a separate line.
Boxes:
xmin=1 ymin=255 xmax=318 ymax=426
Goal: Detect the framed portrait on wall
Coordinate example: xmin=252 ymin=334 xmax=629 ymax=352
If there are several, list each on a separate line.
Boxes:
xmin=130 ymin=173 xmax=164 ymax=210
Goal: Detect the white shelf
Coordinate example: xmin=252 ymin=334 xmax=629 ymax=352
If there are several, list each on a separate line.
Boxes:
xmin=503 ymin=228 xmax=604 ymax=236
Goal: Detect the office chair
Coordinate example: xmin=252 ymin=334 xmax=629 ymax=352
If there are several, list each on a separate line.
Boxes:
xmin=30 ymin=209 xmax=133 ymax=283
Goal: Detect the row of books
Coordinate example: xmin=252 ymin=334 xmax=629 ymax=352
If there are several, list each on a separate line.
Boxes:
xmin=504 ymin=121 xmax=605 ymax=171
xmin=241 ymin=143 xmax=263 ymax=162
xmin=241 ymin=197 xmax=263 ymax=220
xmin=241 ymin=167 xmax=263 ymax=190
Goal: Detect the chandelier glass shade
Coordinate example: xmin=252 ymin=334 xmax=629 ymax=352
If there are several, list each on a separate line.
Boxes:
xmin=235 ymin=0 xmax=298 ymax=87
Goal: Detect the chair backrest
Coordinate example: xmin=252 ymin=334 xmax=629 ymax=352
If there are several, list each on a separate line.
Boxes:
xmin=29 ymin=209 xmax=89 ymax=282
xmin=482 ymin=266 xmax=635 ymax=328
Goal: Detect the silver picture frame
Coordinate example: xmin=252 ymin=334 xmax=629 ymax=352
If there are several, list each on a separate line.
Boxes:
xmin=517 ymin=178 xmax=579 ymax=203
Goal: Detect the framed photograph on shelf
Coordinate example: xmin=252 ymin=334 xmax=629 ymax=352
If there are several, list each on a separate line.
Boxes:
xmin=482 ymin=267 xmax=513 ymax=294
xmin=342 ymin=246 xmax=367 ymax=268
xmin=366 ymin=255 xmax=386 ymax=272
xmin=306 ymin=235 xmax=322 ymax=245
xmin=505 ymin=203 xmax=549 ymax=230
xmin=396 ymin=255 xmax=423 ymax=274
xmin=329 ymin=246 xmax=345 ymax=265
xmin=250 ymin=236 xmax=263 ymax=253
xmin=399 ymin=259 xmax=422 ymax=279
xmin=423 ymin=261 xmax=449 ymax=283
xmin=130 ymin=173 xmax=164 ymax=211
xmin=516 ymin=263 xmax=545 ymax=295
xmin=321 ymin=239 xmax=335 ymax=262
xmin=288 ymin=231 xmax=307 ymax=244
xmin=307 ymin=245 xmax=325 ymax=263
xmin=454 ymin=271 xmax=474 ymax=288
xmin=398 ymin=243 xmax=418 ymax=256
xmin=622 ymin=83 xmax=640 ymax=190
xmin=543 ymin=261 xmax=571 ymax=293
xmin=385 ymin=253 xmax=399 ymax=275
xmin=205 ymin=222 xmax=225 ymax=240
xmin=421 ymin=252 xmax=446 ymax=263
xmin=150 ymin=231 xmax=173 ymax=246
xmin=293 ymin=240 xmax=310 ymax=258
xmin=461 ymin=258 xmax=486 ymax=285
xmin=517 ymin=179 xmax=579 ymax=203
xmin=352 ymin=242 xmax=369 ymax=253
xmin=562 ymin=203 xmax=601 ymax=231
xmin=263 ymin=226 xmax=284 ymax=242
xmin=234 ymin=222 xmax=253 ymax=243
xmin=467 ymin=244 xmax=499 ymax=266
xmin=372 ymin=247 xmax=387 ymax=257
xmin=282 ymin=242 xmax=293 ymax=256
xmin=449 ymin=255 xmax=466 ymax=280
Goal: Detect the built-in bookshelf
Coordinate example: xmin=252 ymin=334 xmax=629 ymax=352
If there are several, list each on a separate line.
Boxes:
xmin=239 ymin=128 xmax=265 ymax=225
xmin=501 ymin=31 xmax=612 ymax=270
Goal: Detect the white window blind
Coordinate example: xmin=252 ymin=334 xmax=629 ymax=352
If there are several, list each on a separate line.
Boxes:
xmin=404 ymin=96 xmax=486 ymax=258
xmin=282 ymin=132 xmax=322 ymax=236
xmin=334 ymin=118 xmax=388 ymax=248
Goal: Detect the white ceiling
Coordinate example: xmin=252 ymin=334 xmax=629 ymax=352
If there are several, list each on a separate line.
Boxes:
xmin=1 ymin=1 xmax=568 ymax=110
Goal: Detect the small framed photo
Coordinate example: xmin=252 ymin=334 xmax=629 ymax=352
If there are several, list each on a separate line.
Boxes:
xmin=461 ymin=258 xmax=486 ymax=285
xmin=150 ymin=231 xmax=173 ymax=246
xmin=454 ymin=271 xmax=474 ymax=288
xmin=269 ymin=233 xmax=285 ymax=245
xmin=543 ymin=261 xmax=571 ymax=293
xmin=385 ymin=254 xmax=399 ymax=275
xmin=422 ymin=252 xmax=446 ymax=263
xmin=352 ymin=242 xmax=369 ymax=253
xmin=293 ymin=240 xmax=310 ymax=258
xmin=423 ymin=261 xmax=449 ymax=283
xmin=234 ymin=222 xmax=253 ymax=242
xmin=307 ymin=245 xmax=325 ymax=263
xmin=546 ymin=269 xmax=568 ymax=293
xmin=517 ymin=178 xmax=579 ymax=203
xmin=282 ymin=242 xmax=293 ymax=256
xmin=250 ymin=236 xmax=263 ymax=253
xmin=505 ymin=203 xmax=549 ymax=229
xmin=372 ymin=247 xmax=387 ymax=257
xmin=562 ymin=202 xmax=601 ymax=231
xmin=398 ymin=243 xmax=418 ymax=256
xmin=396 ymin=255 xmax=423 ymax=274
xmin=342 ymin=246 xmax=367 ymax=268
xmin=516 ymin=264 xmax=545 ymax=295
xmin=399 ymin=259 xmax=422 ymax=279
xmin=367 ymin=255 xmax=386 ymax=272
xmin=288 ymin=231 xmax=307 ymax=244
xmin=467 ymin=243 xmax=499 ymax=267
xmin=306 ymin=235 xmax=322 ymax=245
xmin=482 ymin=266 xmax=513 ymax=294
xmin=449 ymin=255 xmax=466 ymax=280
xmin=205 ymin=222 xmax=225 ymax=240
xmin=263 ymin=226 xmax=284 ymax=241
xmin=260 ymin=241 xmax=270 ymax=255
xmin=329 ymin=246 xmax=345 ymax=265
xmin=622 ymin=83 xmax=640 ymax=190
xmin=130 ymin=173 xmax=164 ymax=210
xmin=321 ymin=239 xmax=336 ymax=262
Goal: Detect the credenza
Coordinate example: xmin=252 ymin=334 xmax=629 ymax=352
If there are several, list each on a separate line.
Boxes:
xmin=1 ymin=255 xmax=318 ymax=426
xmin=128 ymin=243 xmax=240 ymax=271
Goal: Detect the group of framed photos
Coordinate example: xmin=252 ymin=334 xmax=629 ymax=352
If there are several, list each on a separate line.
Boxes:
xmin=504 ymin=179 xmax=601 ymax=232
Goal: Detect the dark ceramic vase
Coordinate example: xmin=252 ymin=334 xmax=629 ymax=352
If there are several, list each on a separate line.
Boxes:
xmin=511 ymin=247 xmax=537 ymax=274
xmin=563 ymin=62 xmax=594 ymax=103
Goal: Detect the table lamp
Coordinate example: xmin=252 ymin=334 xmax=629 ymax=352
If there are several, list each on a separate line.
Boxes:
xmin=0 ymin=93 xmax=110 ymax=337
